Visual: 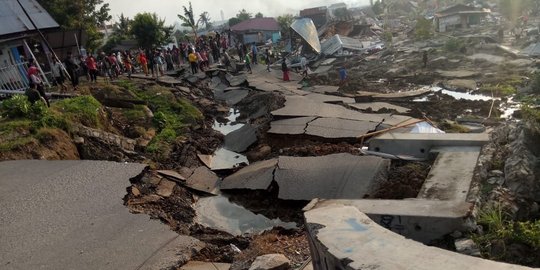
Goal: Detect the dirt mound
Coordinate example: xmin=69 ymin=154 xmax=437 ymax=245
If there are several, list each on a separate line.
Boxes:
xmin=0 ymin=128 xmax=79 ymax=161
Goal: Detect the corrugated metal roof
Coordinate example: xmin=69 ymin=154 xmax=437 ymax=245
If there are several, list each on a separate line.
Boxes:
xmin=290 ymin=18 xmax=321 ymax=54
xmin=521 ymin=43 xmax=540 ymax=57
xmin=230 ymin=18 xmax=279 ymax=32
xmin=321 ymin=34 xmax=364 ymax=55
xmin=0 ymin=0 xmax=59 ymax=38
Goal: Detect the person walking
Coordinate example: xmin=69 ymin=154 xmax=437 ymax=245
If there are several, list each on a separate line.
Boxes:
xmin=123 ymin=52 xmax=133 ymax=79
xmin=339 ymin=66 xmax=348 ymax=87
xmin=86 ymin=55 xmax=98 ymax=83
xmin=300 ymin=56 xmax=308 ymax=78
xmin=64 ymin=51 xmax=79 ymax=91
xmin=281 ymin=58 xmax=290 ymax=81
xmin=245 ymin=52 xmax=252 ymax=74
xmin=138 ymin=51 xmax=149 ymax=76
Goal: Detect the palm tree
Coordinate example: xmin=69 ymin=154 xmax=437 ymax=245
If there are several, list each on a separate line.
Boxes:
xmin=178 ymin=2 xmax=199 ymax=39
xmin=199 ymin=11 xmax=212 ymax=30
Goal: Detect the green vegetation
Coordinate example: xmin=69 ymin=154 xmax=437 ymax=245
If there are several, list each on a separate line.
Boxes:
xmin=122 ymin=105 xmax=147 ymax=122
xmin=131 ymin=12 xmax=173 ymax=49
xmin=415 ymin=17 xmax=433 ymax=40
xmin=444 ymin=38 xmax=465 ymax=52
xmin=0 ymin=94 xmax=105 ymax=153
xmin=531 ymin=72 xmax=540 ymax=94
xmin=479 ymin=84 xmax=517 ymax=96
xmin=474 ymin=204 xmax=540 ymax=266
xmin=116 ymin=80 xmax=202 ymax=158
xmin=52 ymin=96 xmax=102 ymax=128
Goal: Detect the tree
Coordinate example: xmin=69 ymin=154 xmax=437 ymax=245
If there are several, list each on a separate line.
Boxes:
xmin=228 ymin=9 xmax=253 ymax=27
xmin=372 ymin=0 xmax=383 ymax=15
xmin=255 ymin=12 xmax=264 ymax=18
xmin=177 ymin=2 xmax=199 ymax=39
xmin=236 ymin=9 xmax=252 ymax=21
xmin=37 ymin=0 xmax=112 ymax=51
xmin=277 ymin=14 xmax=294 ymax=38
xmin=415 ymin=17 xmax=433 ymax=40
xmin=131 ymin=13 xmax=172 ymax=49
xmin=199 ymin=11 xmax=213 ymax=30
xmin=102 ymin=14 xmax=133 ymax=53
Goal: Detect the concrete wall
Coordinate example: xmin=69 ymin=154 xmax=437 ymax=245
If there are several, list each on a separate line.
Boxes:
xmin=305 ymin=204 xmax=533 ymax=270
xmin=368 ymin=133 xmax=489 ymax=159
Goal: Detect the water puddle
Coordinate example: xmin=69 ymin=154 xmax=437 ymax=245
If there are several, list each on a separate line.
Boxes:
xmin=213 ymin=108 xmax=244 ymax=135
xmin=199 ymin=148 xmax=249 ymax=170
xmin=194 ymin=195 xmax=297 ymax=236
xmin=413 ymin=86 xmax=498 ymax=102
xmin=501 ymin=96 xmax=521 ymax=119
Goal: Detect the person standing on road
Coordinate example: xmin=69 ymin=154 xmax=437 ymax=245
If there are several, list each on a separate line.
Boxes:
xmin=51 ymin=58 xmax=68 ymax=93
xmin=26 ymin=59 xmax=50 ymax=107
xmin=251 ymin=43 xmax=258 ymax=65
xmin=86 ymin=54 xmax=98 ymax=83
xmin=339 ymin=66 xmax=348 ymax=87
xmin=188 ymin=49 xmax=198 ymax=74
xmin=300 ymin=56 xmax=308 ymax=78
xmin=281 ymin=58 xmax=290 ymax=81
xmin=245 ymin=52 xmax=252 ymax=74
xmin=422 ymin=51 xmax=428 ymax=68
xmin=264 ymin=49 xmax=271 ymax=72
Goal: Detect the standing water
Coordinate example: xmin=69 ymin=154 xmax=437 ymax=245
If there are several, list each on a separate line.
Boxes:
xmin=194 ymin=196 xmax=297 ymax=236
xmin=213 ymin=108 xmax=244 ymax=135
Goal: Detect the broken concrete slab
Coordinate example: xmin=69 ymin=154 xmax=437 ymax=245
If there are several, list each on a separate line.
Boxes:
xmin=224 ymin=124 xmax=257 ymax=153
xmin=215 ymin=89 xmax=250 ymax=106
xmin=437 ymin=70 xmax=480 ymax=79
xmin=356 ymin=87 xmax=431 ymax=99
xmin=305 ymin=118 xmax=379 ymax=139
xmin=181 ymin=261 xmax=231 ymax=270
xmin=275 ymin=154 xmax=389 ymax=200
xmin=304 ymin=204 xmax=531 ymax=270
xmin=157 ymin=170 xmax=187 ymax=182
xmin=303 ymin=85 xmax=340 ymax=94
xmin=185 ymin=166 xmax=220 ymax=195
xmin=198 ymin=148 xmax=249 ymax=171
xmin=249 ymin=254 xmax=291 ymax=270
xmin=444 ymin=79 xmax=477 ymax=91
xmin=226 ymin=74 xmax=247 ymax=87
xmin=467 ymin=53 xmax=504 ymax=64
xmin=268 ymin=117 xmax=316 ymax=135
xmin=156 ymin=179 xmax=176 ymax=197
xmin=304 ymin=93 xmax=355 ymax=104
xmin=139 ymin=236 xmax=205 ymax=270
xmin=272 ymin=95 xmax=415 ymax=126
xmin=0 ymin=160 xmax=202 ymax=270
xmin=221 ymin=159 xmax=278 ymax=190
xmin=418 ymin=147 xmax=482 ymax=201
xmin=349 ymin=102 xmax=410 ymax=113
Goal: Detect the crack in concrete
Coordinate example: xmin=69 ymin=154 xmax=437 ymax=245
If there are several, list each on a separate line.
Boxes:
xmin=303 ymin=117 xmax=320 ymax=134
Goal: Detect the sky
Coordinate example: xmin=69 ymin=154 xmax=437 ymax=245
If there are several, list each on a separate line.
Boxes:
xmin=105 ymin=0 xmax=371 ymax=26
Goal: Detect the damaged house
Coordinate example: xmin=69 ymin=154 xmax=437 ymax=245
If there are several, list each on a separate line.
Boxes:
xmin=299 ymin=7 xmax=329 ymax=29
xmin=0 ymin=0 xmax=59 ymax=92
xmin=434 ymin=4 xmax=490 ymax=32
xmin=231 ymin=18 xmax=281 ymax=44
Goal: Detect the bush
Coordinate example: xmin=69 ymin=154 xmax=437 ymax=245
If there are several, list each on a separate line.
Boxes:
xmin=1 ymin=95 xmax=31 ymax=118
xmin=415 ymin=17 xmax=433 ymax=40
xmin=444 ymin=38 xmax=465 ymax=52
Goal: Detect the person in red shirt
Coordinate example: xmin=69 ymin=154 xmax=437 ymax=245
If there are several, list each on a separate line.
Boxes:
xmin=86 ymin=55 xmax=98 ymax=82
xmin=138 ymin=51 xmax=148 ymax=76
xmin=26 ymin=59 xmax=50 ymax=106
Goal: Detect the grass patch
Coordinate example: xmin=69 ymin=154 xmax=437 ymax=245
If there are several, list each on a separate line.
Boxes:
xmin=51 ymin=96 xmax=102 ymax=128
xmin=478 ymin=84 xmax=517 ymax=97
xmin=439 ymin=122 xmax=470 ymax=133
xmin=116 ymin=80 xmax=202 ymax=159
xmin=123 ymin=105 xmax=147 ymax=122
xmin=474 ymin=204 xmax=540 ymax=266
xmin=0 ymin=136 xmax=35 ymax=152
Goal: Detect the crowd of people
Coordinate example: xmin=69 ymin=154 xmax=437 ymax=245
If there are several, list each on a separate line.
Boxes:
xmin=26 ymin=32 xmax=287 ymax=105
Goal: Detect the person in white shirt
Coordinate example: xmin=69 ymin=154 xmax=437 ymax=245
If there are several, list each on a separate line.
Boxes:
xmin=51 ymin=58 xmax=68 ymax=93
